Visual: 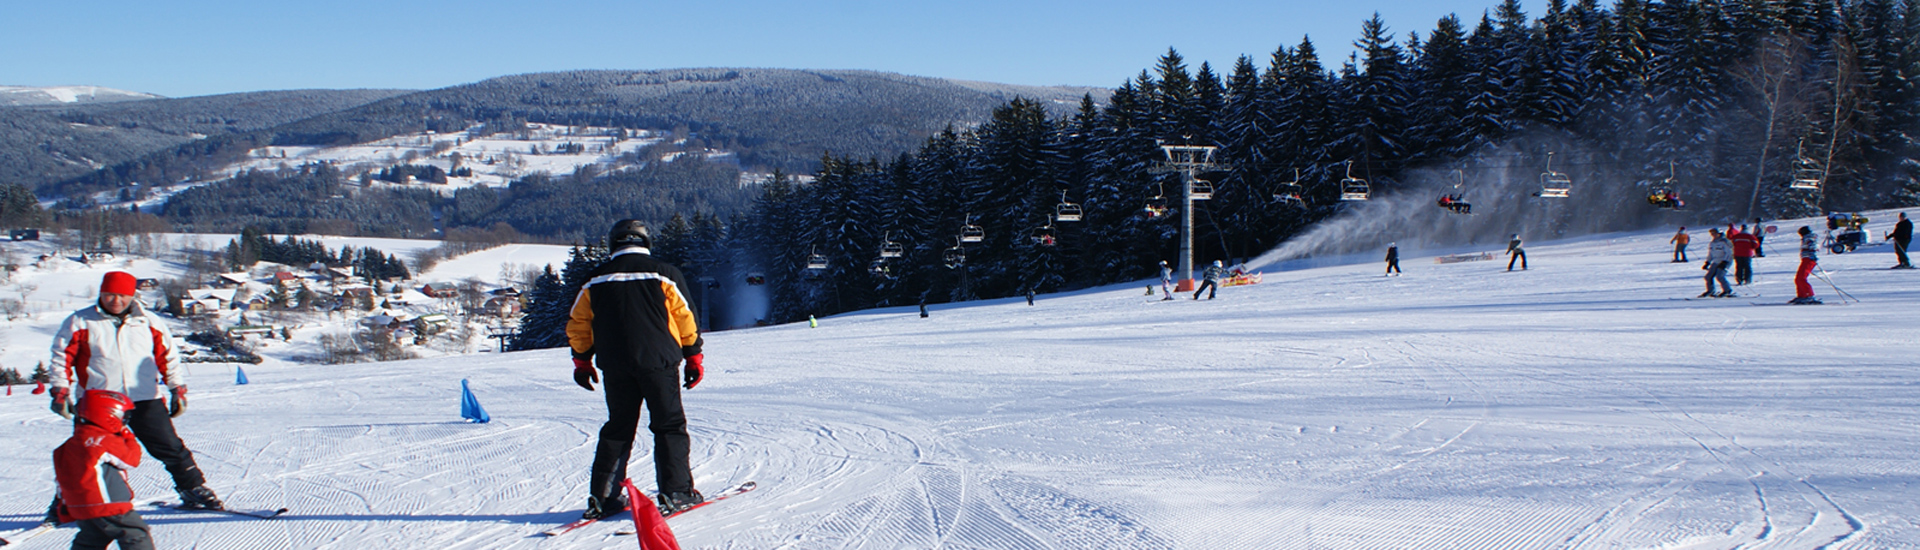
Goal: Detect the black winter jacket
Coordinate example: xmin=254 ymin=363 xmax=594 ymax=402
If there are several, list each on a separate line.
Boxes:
xmin=567 ymin=248 xmax=703 ymax=373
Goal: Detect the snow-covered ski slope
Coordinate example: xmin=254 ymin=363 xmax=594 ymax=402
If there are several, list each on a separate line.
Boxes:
xmin=3 ymin=214 xmax=1918 ymax=549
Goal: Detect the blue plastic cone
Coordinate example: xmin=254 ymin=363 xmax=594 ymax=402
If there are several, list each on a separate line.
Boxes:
xmin=460 ymin=379 xmax=490 ymax=423
xmin=235 ymin=366 xmax=249 ymax=385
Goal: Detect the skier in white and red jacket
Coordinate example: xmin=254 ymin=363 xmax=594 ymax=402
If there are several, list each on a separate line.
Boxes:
xmin=49 ymin=271 xmax=224 ymax=510
xmin=54 ymin=389 xmax=155 ymax=550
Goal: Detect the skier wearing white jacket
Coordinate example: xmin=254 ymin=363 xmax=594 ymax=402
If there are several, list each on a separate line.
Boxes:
xmin=1701 ymin=228 xmax=1734 ymax=297
xmin=49 ymin=271 xmax=223 ymax=511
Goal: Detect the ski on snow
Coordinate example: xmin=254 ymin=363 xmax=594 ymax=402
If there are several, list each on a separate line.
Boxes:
xmin=146 ymin=501 xmax=289 ymax=519
xmin=0 ymin=523 xmax=57 ymax=547
xmin=616 ymin=481 xmax=757 ymax=535
xmin=537 ymin=481 xmax=756 ymax=538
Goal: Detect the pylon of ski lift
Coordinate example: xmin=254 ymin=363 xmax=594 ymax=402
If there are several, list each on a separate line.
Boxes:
xmin=1339 ymin=160 xmax=1371 ymax=202
xmin=1055 ymin=190 xmax=1083 ymax=222
xmin=1537 ymin=152 xmax=1572 ymax=198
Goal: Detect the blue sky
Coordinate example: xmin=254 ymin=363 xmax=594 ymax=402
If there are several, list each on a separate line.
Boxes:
xmin=4 ymin=0 xmax=1513 ymax=98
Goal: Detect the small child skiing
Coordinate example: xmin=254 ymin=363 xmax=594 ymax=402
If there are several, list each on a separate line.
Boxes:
xmin=1385 ymin=243 xmax=1401 ymax=276
xmin=1670 ymin=227 xmax=1690 ymax=262
xmin=54 ymin=390 xmax=155 ymax=550
xmin=1792 ymin=226 xmax=1821 ymax=304
xmin=1158 ymin=261 xmax=1174 ymax=301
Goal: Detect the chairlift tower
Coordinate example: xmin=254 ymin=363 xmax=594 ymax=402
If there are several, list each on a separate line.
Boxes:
xmin=1150 ymin=144 xmax=1228 ymax=292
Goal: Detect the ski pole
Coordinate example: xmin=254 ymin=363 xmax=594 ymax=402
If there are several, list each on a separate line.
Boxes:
xmin=1813 ymin=265 xmax=1859 ymax=303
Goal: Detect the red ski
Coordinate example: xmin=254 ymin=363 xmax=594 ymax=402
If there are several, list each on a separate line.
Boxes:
xmin=615 ymin=481 xmax=757 ymax=535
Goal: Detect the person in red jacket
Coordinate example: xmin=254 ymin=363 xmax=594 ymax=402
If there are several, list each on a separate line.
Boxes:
xmin=54 ymin=389 xmax=155 ymax=550
xmin=50 ymin=271 xmax=223 ymax=510
xmin=1729 ymin=224 xmax=1760 ymax=285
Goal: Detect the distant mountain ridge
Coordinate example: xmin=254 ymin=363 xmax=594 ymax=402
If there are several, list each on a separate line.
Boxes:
xmin=0 ymin=85 xmax=161 ymax=106
xmin=45 ymin=68 xmax=1110 ymax=198
xmin=0 ymin=89 xmax=414 ymax=193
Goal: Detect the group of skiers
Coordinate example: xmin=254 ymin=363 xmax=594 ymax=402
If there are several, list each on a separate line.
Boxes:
xmin=41 ymin=271 xmax=225 ymax=550
xmin=1156 ymin=260 xmax=1232 ymax=300
xmin=35 ymin=220 xmax=713 ymax=548
xmin=1678 ymin=211 xmax=1911 ymax=304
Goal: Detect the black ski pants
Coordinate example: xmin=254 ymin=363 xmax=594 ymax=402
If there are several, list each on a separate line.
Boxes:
xmin=127 ymin=399 xmax=206 ymax=491
xmin=72 ymin=512 xmax=154 ymax=550
xmin=1192 ymin=280 xmax=1218 ymax=300
xmin=1734 ymin=256 xmax=1754 ymax=284
xmin=1385 ymin=259 xmax=1400 ymax=274
xmin=1507 ymin=251 xmax=1527 ymax=270
xmin=595 ymin=366 xmax=693 ymax=494
xmin=1897 ymin=239 xmax=1911 ymax=267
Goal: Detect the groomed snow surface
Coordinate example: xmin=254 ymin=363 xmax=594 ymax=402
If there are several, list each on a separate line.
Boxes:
xmin=4 ymin=215 xmax=1918 ymax=549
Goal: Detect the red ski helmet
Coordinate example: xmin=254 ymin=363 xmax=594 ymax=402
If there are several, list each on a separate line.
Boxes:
xmin=76 ymin=390 xmax=134 ymax=431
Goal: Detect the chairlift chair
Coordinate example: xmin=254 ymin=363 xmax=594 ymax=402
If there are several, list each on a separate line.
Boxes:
xmin=1649 ymin=161 xmax=1685 ymax=209
xmin=959 ymin=214 xmax=985 ymax=243
xmin=1273 ymin=168 xmax=1306 ymax=205
xmin=1537 ymin=152 xmax=1572 ymax=198
xmin=805 ymin=247 xmax=829 ymax=270
xmin=878 ymin=231 xmax=904 ymax=258
xmin=1055 ymin=191 xmax=1083 ymax=222
xmin=943 ymin=239 xmax=966 ymax=269
xmin=1144 ymin=184 xmax=1170 ymax=218
xmin=1790 ymin=141 xmax=1824 ymax=190
xmin=1339 ymin=161 xmax=1371 ymax=202
xmin=1436 ymin=170 xmax=1472 ymax=214
xmin=744 ymin=272 xmax=766 ymax=285
xmin=1029 ymin=219 xmax=1057 ymax=247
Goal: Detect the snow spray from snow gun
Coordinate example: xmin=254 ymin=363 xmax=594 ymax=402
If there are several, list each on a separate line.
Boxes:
xmin=460 ymin=379 xmax=490 ymax=423
xmin=1251 ymin=145 xmax=1685 ymax=269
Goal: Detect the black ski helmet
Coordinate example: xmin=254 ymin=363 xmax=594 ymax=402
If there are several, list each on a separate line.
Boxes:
xmin=609 ymin=219 xmax=651 ymax=248
xmin=1798 ymin=225 xmax=1812 ymax=235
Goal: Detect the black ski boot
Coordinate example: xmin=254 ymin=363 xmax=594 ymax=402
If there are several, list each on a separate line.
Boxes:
xmin=582 ymin=493 xmax=629 ymax=520
xmin=583 ymin=439 xmax=633 ymax=520
xmin=658 ymin=490 xmax=704 ymax=515
xmin=178 ymin=486 xmax=225 ymax=510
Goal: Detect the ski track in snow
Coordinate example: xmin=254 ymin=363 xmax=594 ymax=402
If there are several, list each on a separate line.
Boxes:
xmin=3 ymin=212 xmax=1920 ymax=548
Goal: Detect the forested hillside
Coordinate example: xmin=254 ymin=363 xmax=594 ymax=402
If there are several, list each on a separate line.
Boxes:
xmin=0 ymin=89 xmax=409 ymax=191
xmin=711 ymin=0 xmax=1920 ymax=324
xmin=50 ymin=69 xmax=1105 ymax=200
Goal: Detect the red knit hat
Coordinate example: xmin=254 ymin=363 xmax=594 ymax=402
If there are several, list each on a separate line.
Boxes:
xmin=101 ymin=271 xmax=138 ymax=295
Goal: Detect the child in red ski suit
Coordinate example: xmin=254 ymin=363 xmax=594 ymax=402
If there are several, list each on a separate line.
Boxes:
xmin=54 ymin=389 xmax=155 ymax=550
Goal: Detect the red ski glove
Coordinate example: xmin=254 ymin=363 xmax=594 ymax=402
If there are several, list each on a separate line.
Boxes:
xmin=169 ymin=386 xmax=188 ymax=418
xmin=683 ymin=354 xmax=704 ymax=390
xmin=572 ymin=358 xmax=598 ymax=391
xmin=50 ymin=387 xmax=71 ymax=419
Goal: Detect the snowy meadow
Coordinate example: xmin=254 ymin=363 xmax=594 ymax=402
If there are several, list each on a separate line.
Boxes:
xmin=2 ymin=213 xmax=1917 ymax=549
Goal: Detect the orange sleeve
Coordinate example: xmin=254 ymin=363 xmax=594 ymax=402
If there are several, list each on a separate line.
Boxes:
xmin=566 ymin=289 xmax=594 ymax=356
xmin=662 ymin=281 xmax=701 ymax=349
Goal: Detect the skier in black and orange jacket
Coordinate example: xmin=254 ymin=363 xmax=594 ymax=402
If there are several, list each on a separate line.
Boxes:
xmin=54 ymin=389 xmax=155 ymax=550
xmin=566 ymin=220 xmax=706 ymax=520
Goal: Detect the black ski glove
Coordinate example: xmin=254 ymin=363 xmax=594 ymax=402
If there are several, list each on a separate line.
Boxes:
xmin=572 ymin=358 xmax=598 ymax=391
